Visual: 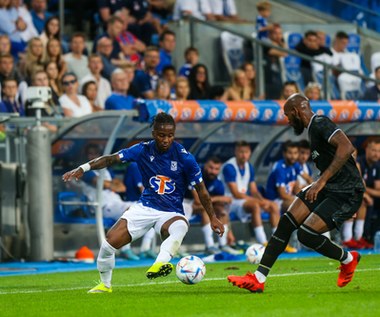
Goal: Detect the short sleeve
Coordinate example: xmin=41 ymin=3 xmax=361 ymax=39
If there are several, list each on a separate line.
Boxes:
xmin=183 ymin=154 xmax=203 ymax=186
xmin=223 ymin=163 xmax=237 ymax=183
xmin=294 ymin=162 xmax=303 ymax=175
xmin=249 ymin=164 xmax=255 ymax=182
xmin=213 ymin=180 xmax=225 ymax=195
xmin=313 ymin=116 xmax=340 ymax=143
xmin=274 ymin=167 xmax=287 ymax=188
xmin=118 ymin=143 xmax=143 ymax=163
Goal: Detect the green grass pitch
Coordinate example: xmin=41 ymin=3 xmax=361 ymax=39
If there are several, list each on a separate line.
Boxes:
xmin=1 ymin=254 xmax=379 ymax=317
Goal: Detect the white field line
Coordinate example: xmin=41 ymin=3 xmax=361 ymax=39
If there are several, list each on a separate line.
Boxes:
xmin=0 ymin=267 xmax=379 ymax=295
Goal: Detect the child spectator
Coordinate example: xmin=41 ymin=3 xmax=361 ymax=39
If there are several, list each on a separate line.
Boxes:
xmin=255 ymin=1 xmax=272 ymax=41
xmin=162 ymin=65 xmax=177 ymax=99
xmin=178 ymin=46 xmax=199 ymax=77
xmin=155 ymin=78 xmax=171 ymax=100
xmin=175 ymin=76 xmax=190 ymax=101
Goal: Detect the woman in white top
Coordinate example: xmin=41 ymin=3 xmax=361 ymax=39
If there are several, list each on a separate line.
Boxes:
xmin=59 ymin=72 xmax=92 ymax=118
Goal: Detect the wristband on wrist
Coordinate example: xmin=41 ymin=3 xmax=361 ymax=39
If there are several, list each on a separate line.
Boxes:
xmin=79 ymin=163 xmax=91 ymax=172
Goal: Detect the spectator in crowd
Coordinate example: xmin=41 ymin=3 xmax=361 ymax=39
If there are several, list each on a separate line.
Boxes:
xmin=304 ymin=82 xmax=322 ymax=101
xmin=125 ymin=0 xmax=161 ymax=45
xmin=28 ymin=70 xmax=63 ymax=132
xmin=192 ymin=156 xmax=239 ymax=255
xmin=264 ymin=23 xmax=287 ymax=99
xmin=20 ymin=37 xmax=44 ymax=81
xmin=355 ymin=139 xmax=380 ymax=245
xmin=39 ymin=16 xmax=65 ymax=51
xmin=265 ymin=141 xmax=302 ymax=212
xmin=79 ymin=143 xmax=141 ymax=260
xmin=155 ymin=78 xmax=171 ymax=100
xmin=222 ymin=69 xmax=254 ymax=101
xmin=114 ymin=9 xmax=146 ymax=64
xmin=0 ymin=35 xmax=11 ymax=55
xmin=361 ymin=66 xmax=380 ymax=101
xmin=156 ymin=30 xmax=176 ymax=74
xmin=175 ymin=76 xmax=190 ymax=101
xmin=241 ymin=62 xmax=258 ymax=99
xmin=173 ymin=0 xmax=214 ymax=21
xmin=280 ymin=81 xmax=300 ymax=100
xmin=132 ymin=46 xmax=160 ymax=99
xmin=0 ymin=78 xmax=24 ymax=116
xmin=121 ymin=62 xmax=139 ymax=97
xmin=10 ymin=0 xmax=39 ymax=43
xmin=162 ymin=65 xmax=177 ymax=99
xmin=105 ymin=68 xmax=134 ymax=110
xmin=97 ymin=0 xmax=127 ymax=24
xmin=0 ymin=54 xmax=26 ymax=103
xmin=188 ymin=64 xmax=213 ymax=100
xmin=296 ymin=139 xmax=313 ymax=188
xmin=63 ymin=33 xmax=90 ymax=82
xmin=255 ymin=1 xmax=272 ymax=41
xmin=0 ymin=0 xmax=27 ymax=56
xmin=122 ymin=161 xmax=157 ymax=260
xmin=220 ymin=141 xmax=282 ymax=247
xmin=178 ymin=46 xmax=199 ymax=78
xmin=96 ymin=36 xmax=117 ymax=81
xmin=44 ymin=61 xmax=63 ymax=103
xmin=44 ymin=38 xmax=67 ymax=79
xmin=59 ymin=72 xmax=92 ymax=117
xmin=81 ymin=54 xmax=112 ymax=109
xmin=149 ymin=0 xmax=175 ymax=25
xmin=93 ymin=15 xmax=125 ymax=60
xmin=82 ymin=80 xmax=102 ymax=112
xmin=295 ymin=30 xmax=332 ymax=87
xmin=209 ymin=0 xmax=240 ymax=21
xmin=30 ymin=0 xmax=52 ymax=34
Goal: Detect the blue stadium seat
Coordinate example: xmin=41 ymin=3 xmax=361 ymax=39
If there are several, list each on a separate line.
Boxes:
xmin=55 ymin=191 xmax=115 ymax=228
xmin=284 ymin=55 xmax=305 ymax=91
xmin=286 ymin=32 xmax=302 ymax=50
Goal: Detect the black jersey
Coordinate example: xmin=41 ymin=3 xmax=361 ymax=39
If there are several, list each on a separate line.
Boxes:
xmin=307 ymin=115 xmax=365 ymax=193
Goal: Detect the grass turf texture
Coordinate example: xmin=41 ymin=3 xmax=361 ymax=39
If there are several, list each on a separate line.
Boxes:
xmin=1 ymin=254 xmax=379 ymax=317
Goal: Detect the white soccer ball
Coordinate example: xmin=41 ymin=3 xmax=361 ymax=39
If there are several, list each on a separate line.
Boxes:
xmin=245 ymin=243 xmax=265 ymax=264
xmin=176 ymin=255 xmax=206 ymax=285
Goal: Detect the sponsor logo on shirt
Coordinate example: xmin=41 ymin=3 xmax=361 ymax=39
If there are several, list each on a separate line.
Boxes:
xmin=171 ymin=161 xmax=177 ymax=171
xmin=150 ymin=175 xmax=175 ymax=195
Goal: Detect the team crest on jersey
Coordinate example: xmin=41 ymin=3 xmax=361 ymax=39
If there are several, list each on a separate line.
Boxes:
xmin=171 ymin=161 xmax=177 ymax=171
xmin=149 ymin=175 xmax=175 ymax=195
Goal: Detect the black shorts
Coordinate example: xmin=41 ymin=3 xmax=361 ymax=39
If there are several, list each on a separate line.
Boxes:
xmin=296 ymin=186 xmax=364 ymax=230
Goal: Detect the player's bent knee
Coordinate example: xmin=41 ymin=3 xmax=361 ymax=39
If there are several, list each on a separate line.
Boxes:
xmin=106 ymin=219 xmax=131 ymax=248
xmin=297 ymin=225 xmax=321 ymax=249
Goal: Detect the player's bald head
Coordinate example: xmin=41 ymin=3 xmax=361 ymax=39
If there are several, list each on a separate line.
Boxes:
xmin=284 ymin=93 xmax=310 ymax=113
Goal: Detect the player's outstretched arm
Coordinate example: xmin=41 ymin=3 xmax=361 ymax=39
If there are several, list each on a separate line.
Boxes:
xmin=194 ymin=182 xmax=225 ymax=237
xmin=62 ymin=153 xmax=121 ymax=182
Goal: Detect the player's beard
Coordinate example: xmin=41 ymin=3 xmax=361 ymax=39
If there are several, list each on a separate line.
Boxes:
xmin=293 ymin=116 xmax=304 ymax=135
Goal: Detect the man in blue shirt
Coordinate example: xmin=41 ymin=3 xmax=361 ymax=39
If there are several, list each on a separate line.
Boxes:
xmin=63 ymin=112 xmax=224 ymax=293
xmin=105 ymin=69 xmax=134 ymax=110
xmin=0 ymin=78 xmax=24 ymax=116
xmin=265 ymin=140 xmax=303 ymax=212
xmin=132 ymin=46 xmax=160 ymax=99
xmin=30 ymin=0 xmax=52 ymax=34
xmin=191 ymin=156 xmax=240 ymax=255
xmin=156 ymin=30 xmax=176 ymax=74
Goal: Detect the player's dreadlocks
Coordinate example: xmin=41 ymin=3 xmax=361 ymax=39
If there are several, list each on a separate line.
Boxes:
xmin=151 ymin=112 xmax=176 ymax=129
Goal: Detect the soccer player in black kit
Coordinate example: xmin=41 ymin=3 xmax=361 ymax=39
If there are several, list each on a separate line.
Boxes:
xmin=228 ymin=93 xmax=365 ymax=293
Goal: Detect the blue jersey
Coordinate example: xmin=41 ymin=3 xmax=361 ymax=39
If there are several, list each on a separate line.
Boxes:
xmin=178 ymin=63 xmax=192 ymax=77
xmin=118 ymin=141 xmax=203 ymax=213
xmin=256 ymin=15 xmax=268 ymax=40
xmin=265 ymin=159 xmax=302 ymax=200
xmin=123 ymin=162 xmax=143 ymax=201
xmin=202 ymin=168 xmax=225 ymax=196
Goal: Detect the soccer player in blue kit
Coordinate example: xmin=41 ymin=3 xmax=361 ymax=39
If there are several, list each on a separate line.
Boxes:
xmin=62 ymin=113 xmax=224 ymax=293
xmin=228 ymin=93 xmax=364 ymax=293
